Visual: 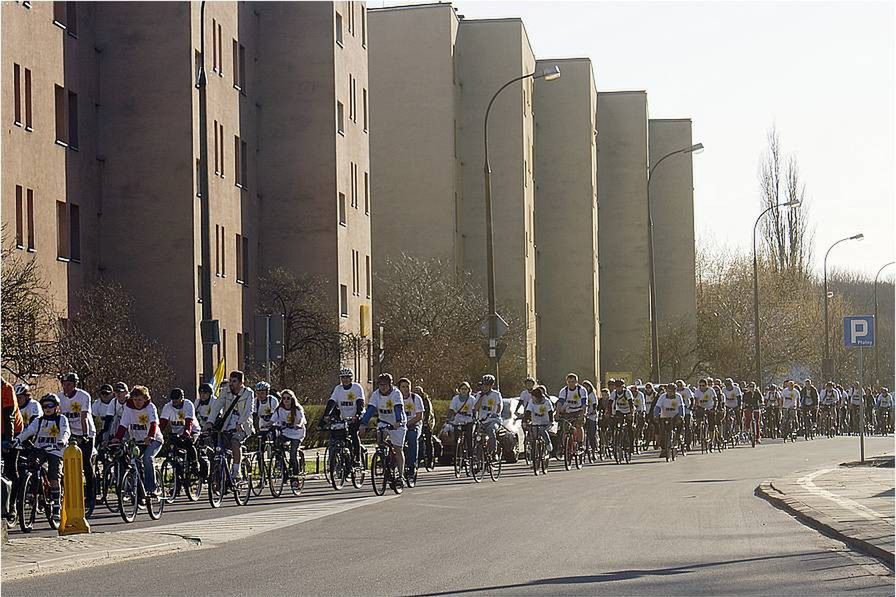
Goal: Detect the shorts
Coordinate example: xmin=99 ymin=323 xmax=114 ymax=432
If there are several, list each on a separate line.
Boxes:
xmin=381 ymin=425 xmax=407 ymax=448
xmin=224 ymin=429 xmax=249 ymax=444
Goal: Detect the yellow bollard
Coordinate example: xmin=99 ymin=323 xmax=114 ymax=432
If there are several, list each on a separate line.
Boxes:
xmin=59 ymin=442 xmax=90 ymax=535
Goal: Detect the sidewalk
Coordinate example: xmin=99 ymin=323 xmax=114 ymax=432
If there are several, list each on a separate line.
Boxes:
xmin=1 ymin=530 xmax=199 ymax=581
xmin=757 ymin=454 xmax=895 ymax=569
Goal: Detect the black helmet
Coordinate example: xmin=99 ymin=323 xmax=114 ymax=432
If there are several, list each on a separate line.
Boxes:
xmin=198 ymin=383 xmax=214 ymax=394
xmin=40 ymin=393 xmax=60 ymax=408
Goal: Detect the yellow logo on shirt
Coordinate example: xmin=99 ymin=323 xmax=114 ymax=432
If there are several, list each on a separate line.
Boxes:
xmin=404 ymin=400 xmax=414 ymax=413
xmin=347 ymin=391 xmax=356 ymax=400
xmin=487 ymin=398 xmax=495 ymax=408
xmin=48 ymin=424 xmax=59 ymax=438
xmin=138 ymin=413 xmax=149 ymax=426
xmin=460 ymin=403 xmax=468 ymax=413
xmin=537 ymin=405 xmax=546 ymax=416
xmin=176 ymin=411 xmax=185 ymax=422
xmin=70 ymin=400 xmax=81 ymax=412
xmin=22 ymin=411 xmax=32 ymax=426
xmin=385 ymin=399 xmax=394 ymax=409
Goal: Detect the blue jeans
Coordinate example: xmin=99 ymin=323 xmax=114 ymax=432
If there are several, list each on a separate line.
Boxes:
xmin=142 ymin=440 xmax=163 ymax=493
xmin=404 ymin=425 xmax=420 ymax=471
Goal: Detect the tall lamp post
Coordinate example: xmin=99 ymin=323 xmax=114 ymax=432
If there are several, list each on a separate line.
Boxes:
xmin=823 ymin=233 xmax=864 ymax=380
xmin=646 ymin=142 xmax=703 ymax=382
xmin=874 ymin=261 xmax=895 ymax=386
xmin=483 ymin=65 xmax=560 ymax=387
xmin=752 ymin=200 xmax=801 ymax=387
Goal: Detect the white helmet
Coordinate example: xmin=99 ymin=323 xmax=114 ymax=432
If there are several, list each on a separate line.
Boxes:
xmin=339 ymin=368 xmax=354 ymax=379
xmin=255 ymin=381 xmax=271 ymax=391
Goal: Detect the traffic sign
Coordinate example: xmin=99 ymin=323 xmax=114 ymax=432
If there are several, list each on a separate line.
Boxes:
xmin=479 ymin=314 xmax=509 ymax=339
xmin=844 ymin=316 xmax=875 ymax=347
xmin=481 ymin=340 xmax=507 ymax=360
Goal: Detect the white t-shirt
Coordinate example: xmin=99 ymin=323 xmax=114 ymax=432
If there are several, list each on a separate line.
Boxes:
xmin=449 ymin=394 xmax=476 ymax=424
xmin=255 ymin=395 xmax=280 ymax=431
xmin=119 ymin=402 xmax=163 ymax=443
xmin=160 ymin=400 xmax=197 ymax=435
xmin=632 ymin=390 xmax=647 ymax=413
xmin=477 ymin=390 xmax=503 ymax=420
xmin=271 ymin=405 xmax=307 ymax=441
xmin=848 ymin=389 xmax=864 ymax=406
xmin=558 ymin=385 xmax=587 ymax=413
xmin=781 ymin=388 xmax=800 ymax=409
xmin=329 ymin=383 xmax=366 ymax=421
xmin=18 ymin=399 xmax=43 ymax=429
xmin=526 ymin=399 xmax=553 ymax=426
xmin=765 ymin=390 xmax=781 ymax=407
xmin=518 ymin=389 xmax=534 ymax=411
xmin=877 ymin=393 xmax=893 ymax=408
xmin=586 ymin=392 xmax=600 ymax=421
xmin=402 ymin=392 xmax=425 ymax=428
xmin=194 ymin=398 xmax=213 ymax=427
xmin=819 ymin=388 xmax=839 ymax=406
xmin=612 ymin=389 xmax=633 ymax=414
xmin=722 ymin=386 xmax=742 ymax=408
xmin=368 ymin=388 xmax=406 ymax=428
xmin=678 ymin=386 xmax=694 ymax=408
xmin=58 ymin=388 xmax=96 ymax=437
xmin=694 ymin=387 xmax=716 ymax=410
xmin=656 ymin=393 xmax=683 ymax=419
xmin=17 ymin=415 xmax=70 ymax=457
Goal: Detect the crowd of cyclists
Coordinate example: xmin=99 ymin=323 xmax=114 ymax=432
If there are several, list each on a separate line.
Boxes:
xmin=0 ymin=368 xmax=892 ymax=532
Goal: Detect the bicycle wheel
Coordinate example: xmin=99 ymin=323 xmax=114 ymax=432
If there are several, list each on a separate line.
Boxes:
xmin=624 ymin=428 xmax=633 ymax=463
xmin=453 ymin=439 xmax=465 ymax=479
xmin=147 ymin=488 xmax=164 ymax=520
xmin=183 ymin=461 xmax=202 ymax=502
xmin=331 ymin=451 xmax=346 ymax=491
xmin=371 ymin=451 xmax=386 ymax=496
xmin=564 ymin=433 xmax=574 ymax=471
xmin=44 ymin=483 xmax=59 ymax=530
xmin=16 ymin=472 xmax=36 ymax=533
xmin=234 ymin=459 xmax=251 ymax=506
xmin=250 ymin=449 xmax=266 ymax=497
xmin=540 ymin=441 xmax=549 ymax=474
xmin=290 ymin=453 xmax=306 ymax=496
xmin=208 ymin=461 xmax=225 ymax=508
xmin=532 ymin=437 xmax=540 ymax=476
xmin=269 ymin=453 xmax=286 ymax=498
xmin=574 ymin=438 xmax=583 ymax=470
xmin=117 ymin=467 xmax=139 ymax=523
xmin=159 ymin=458 xmax=178 ymax=502
xmin=470 ymin=443 xmax=484 ymax=483
xmin=351 ymin=452 xmax=366 ymax=489
xmin=489 ymin=445 xmax=502 ymax=482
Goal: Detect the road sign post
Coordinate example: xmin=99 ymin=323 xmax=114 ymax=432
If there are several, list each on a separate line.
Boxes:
xmin=844 ymin=316 xmax=874 ymax=463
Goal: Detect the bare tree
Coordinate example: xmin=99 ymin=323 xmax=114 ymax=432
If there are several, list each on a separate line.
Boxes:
xmin=759 ymin=126 xmax=814 ymax=274
xmin=1 ymin=233 xmax=60 ymax=381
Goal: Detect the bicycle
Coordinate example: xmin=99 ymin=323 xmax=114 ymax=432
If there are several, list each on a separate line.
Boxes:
xmin=818 ymin=406 xmax=835 ymax=439
xmin=370 ymin=427 xmax=403 ymax=496
xmin=247 ymin=430 xmax=274 ymax=498
xmin=159 ymin=436 xmax=202 ymax=502
xmin=113 ymin=438 xmax=165 ymax=523
xmin=94 ymin=444 xmax=122 ymax=514
xmin=326 ymin=424 xmax=365 ymax=491
xmin=744 ymin=408 xmax=760 ymax=448
xmin=584 ymin=418 xmax=599 ymax=464
xmin=612 ymin=414 xmax=634 ymax=464
xmin=660 ymin=419 xmax=678 ymax=462
xmin=473 ymin=418 xmax=503 ymax=482
xmin=418 ymin=424 xmax=436 ymax=472
xmin=15 ymin=446 xmax=61 ymax=533
xmin=206 ymin=430 xmax=251 ymax=508
xmin=268 ymin=432 xmax=306 ymax=498
xmin=450 ymin=421 xmax=480 ymax=481
xmin=557 ymin=417 xmax=583 ymax=471
xmin=780 ymin=410 xmax=797 ymax=442
xmin=528 ymin=423 xmax=550 ymax=475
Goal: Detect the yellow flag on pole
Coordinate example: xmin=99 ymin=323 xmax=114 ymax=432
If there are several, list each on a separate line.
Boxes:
xmin=209 ymin=357 xmax=226 ymax=398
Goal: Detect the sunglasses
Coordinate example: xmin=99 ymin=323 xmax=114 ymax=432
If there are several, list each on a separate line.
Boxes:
xmin=41 ymin=403 xmax=57 ymax=409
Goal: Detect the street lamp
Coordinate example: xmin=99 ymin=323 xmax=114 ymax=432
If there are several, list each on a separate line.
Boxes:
xmin=874 ymin=261 xmax=895 ymax=386
xmin=646 ymin=142 xmax=704 ymax=382
xmin=752 ymin=200 xmax=800 ymax=387
xmin=483 ymin=65 xmax=560 ymax=387
xmin=823 ymin=233 xmax=864 ymax=380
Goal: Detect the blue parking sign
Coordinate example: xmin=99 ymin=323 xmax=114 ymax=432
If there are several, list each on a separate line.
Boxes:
xmin=844 ymin=316 xmax=874 ymax=347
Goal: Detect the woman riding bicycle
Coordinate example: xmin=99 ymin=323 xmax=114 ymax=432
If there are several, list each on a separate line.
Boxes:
xmin=110 ymin=386 xmax=164 ymax=497
xmin=270 ymin=389 xmax=306 ymax=476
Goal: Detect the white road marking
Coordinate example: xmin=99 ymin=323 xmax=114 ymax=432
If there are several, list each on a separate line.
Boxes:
xmin=796 ymin=469 xmax=888 ymax=521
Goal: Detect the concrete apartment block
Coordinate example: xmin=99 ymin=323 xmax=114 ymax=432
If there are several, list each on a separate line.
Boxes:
xmin=257 ymin=1 xmax=373 ymax=386
xmin=368 ymin=3 xmax=461 ymax=274
xmin=533 ymin=58 xmax=600 ymax=391
xmin=2 ymin=1 xmax=102 ymax=317
xmin=648 ymin=119 xmax=697 ymax=327
xmin=456 ymin=18 xmax=538 ymax=377
xmin=596 ymin=91 xmax=650 ymax=382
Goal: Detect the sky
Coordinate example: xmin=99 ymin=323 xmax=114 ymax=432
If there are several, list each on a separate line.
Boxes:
xmin=382 ymin=0 xmax=895 ymax=279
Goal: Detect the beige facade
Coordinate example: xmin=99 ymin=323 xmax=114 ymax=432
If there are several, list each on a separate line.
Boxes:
xmin=2 ymin=1 xmax=371 ymax=391
xmin=596 ymin=91 xmax=650 ymax=380
xmin=648 ymin=118 xmax=697 ymax=327
xmin=533 ymin=58 xmax=600 ymax=390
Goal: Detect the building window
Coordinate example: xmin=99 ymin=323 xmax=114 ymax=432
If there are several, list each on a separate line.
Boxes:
xmin=240 ymin=139 xmax=248 ymax=188
xmin=219 ymin=123 xmax=224 ymax=177
xmin=26 ymin=188 xmax=34 ymax=250
xmin=340 ymin=284 xmax=348 ymax=317
xmin=215 ymin=224 xmax=220 ymax=275
xmin=364 ymin=171 xmax=369 ymax=215
xmin=213 ymin=120 xmax=219 ymax=174
xmin=351 ymin=250 xmax=357 ymax=297
xmin=13 ymin=64 xmax=21 ymax=126
xmin=335 ymin=12 xmax=343 ymax=47
xmin=232 ymin=40 xmax=246 ymax=92
xmin=338 ymin=192 xmax=347 ymax=226
xmin=351 ymin=75 xmax=357 ymax=123
xmin=237 ymin=332 xmax=243 ymax=369
xmin=52 ymin=1 xmax=65 ymax=28
xmin=242 ymin=234 xmax=249 ymax=284
xmin=217 ymin=22 xmax=223 ymax=77
xmin=212 ymin=20 xmax=218 ymax=73
xmin=56 ymin=201 xmax=69 ymax=260
xmin=67 ymin=91 xmax=78 ymax=150
xmin=69 ymin=203 xmax=80 ymax=262
xmin=15 ymin=186 xmax=24 ymax=248
xmin=236 ymin=233 xmax=243 ymax=283
xmin=365 ymin=255 xmax=371 ymax=298
xmin=337 ymin=102 xmax=345 ymax=135
xmin=362 ymin=88 xmax=368 ymax=132
xmin=220 ymin=225 xmax=225 ymax=277
xmin=24 ymin=67 xmax=32 ymax=129
xmin=222 ymin=328 xmax=228 ymax=363
xmin=197 ymin=265 xmax=204 ymax=302
xmin=350 ymin=162 xmax=357 ymax=208
xmin=348 ymin=2 xmax=354 ymax=35
xmin=54 ymin=85 xmax=66 ymax=146
xmin=196 ymin=158 xmax=202 ymax=196
xmin=234 ymin=135 xmax=241 ymax=187
xmin=361 ymin=6 xmax=367 ymax=47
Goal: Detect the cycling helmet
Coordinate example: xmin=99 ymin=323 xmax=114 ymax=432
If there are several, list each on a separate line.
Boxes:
xmin=481 ymin=374 xmax=496 ymax=385
xmin=40 ymin=393 xmax=60 ymax=408
xmin=255 ymin=381 xmax=271 ymax=391
xmin=14 ymin=383 xmax=30 ymax=396
xmin=113 ymin=381 xmax=129 ymax=393
xmin=169 ymin=388 xmax=185 ymax=401
xmin=198 ymin=383 xmax=214 ymax=394
xmin=59 ymin=372 xmax=79 ymax=383
xmin=99 ymin=384 xmax=114 ymax=394
xmin=377 ymin=373 xmax=393 ymax=384
xmin=339 ymin=367 xmax=354 ymax=378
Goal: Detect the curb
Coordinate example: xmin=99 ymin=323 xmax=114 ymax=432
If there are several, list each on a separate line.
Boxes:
xmin=1 ymin=535 xmax=200 ymax=581
xmin=756 ymin=481 xmax=895 ymax=570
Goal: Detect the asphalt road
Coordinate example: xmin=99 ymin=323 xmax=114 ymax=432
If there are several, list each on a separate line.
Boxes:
xmin=4 ymin=436 xmax=894 ymax=596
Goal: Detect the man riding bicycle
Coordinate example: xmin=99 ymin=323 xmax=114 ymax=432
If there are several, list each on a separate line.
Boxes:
xmin=474 ymin=375 xmax=503 ymax=458
xmin=557 ymin=373 xmax=587 ymax=450
xmin=160 ymin=388 xmax=200 ymax=473
xmin=359 ymin=373 xmax=406 ymax=488
xmin=523 ymin=386 xmax=554 ymax=458
xmin=323 ymin=368 xmax=366 ymax=467
xmin=742 ymin=382 xmax=764 ymax=443
xmin=11 ymin=394 xmax=70 ymax=519
xmin=653 ymin=384 xmax=683 ymax=458
xmin=447 ymin=382 xmax=477 ymax=462
xmin=202 ymin=371 xmax=255 ymax=482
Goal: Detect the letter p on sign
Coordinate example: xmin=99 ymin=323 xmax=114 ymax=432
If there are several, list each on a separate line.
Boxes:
xmin=844 ymin=316 xmax=875 ymax=347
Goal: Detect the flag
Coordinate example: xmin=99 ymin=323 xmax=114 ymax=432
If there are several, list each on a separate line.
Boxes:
xmin=208 ymin=357 xmax=226 ymax=399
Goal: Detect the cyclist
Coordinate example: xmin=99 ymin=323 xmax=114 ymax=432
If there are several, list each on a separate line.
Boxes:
xmin=254 ymin=381 xmax=279 ymax=435
xmin=399 ymin=378 xmax=424 ymax=480
xmin=194 ymin=383 xmax=214 ymax=429
xmin=270 ymin=389 xmax=306 ymax=476
xmin=801 ymin=378 xmax=819 ymax=434
xmin=323 ymin=368 xmax=366 ymax=467
xmin=742 ymin=382 xmax=764 ymax=443
xmin=203 ymin=370 xmax=255 ymax=482
xmin=653 ymin=384 xmax=683 ymax=458
xmin=582 ymin=380 xmax=599 ymax=456
xmin=15 ymin=384 xmax=42 ymax=430
xmin=846 ymin=383 xmax=864 ymax=435
xmin=447 ymin=382 xmax=477 ymax=461
xmin=523 ymin=386 xmax=554 ymax=458
xmin=110 ymin=386 xmax=164 ymax=496
xmin=415 ymin=385 xmax=437 ymax=468
xmin=57 ymin=372 xmax=96 ymax=509
xmin=160 ymin=388 xmax=199 ymax=472
xmin=12 ymin=394 xmax=70 ymax=519
xmin=514 ymin=377 xmax=537 ymax=417
xmin=557 ymin=374 xmax=587 ymax=450
xmin=643 ymin=382 xmax=660 ymax=449
xmin=818 ymin=382 xmax=839 ymax=434
xmin=611 ymin=378 xmax=634 ymax=442
xmin=674 ymin=380 xmax=694 ymax=450
xmin=2 ymin=378 xmax=23 ymax=499
xmin=475 ymin=375 xmax=503 ymax=457
xmin=780 ymin=380 xmax=799 ymax=436
xmin=360 ymin=373 xmax=406 ymax=488
xmin=109 ymin=382 xmax=129 ymax=433
xmin=91 ymin=384 xmax=117 ymax=444
xmin=721 ymin=378 xmax=742 ymax=432
xmin=876 ymin=388 xmax=893 ymax=433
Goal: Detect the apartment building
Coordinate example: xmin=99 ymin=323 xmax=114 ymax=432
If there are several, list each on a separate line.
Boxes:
xmin=1 ymin=1 xmax=372 ymax=390
xmin=596 ymin=91 xmax=650 ymax=382
xmin=648 ymin=118 xmax=697 ymax=327
xmin=533 ymin=58 xmax=600 ymax=391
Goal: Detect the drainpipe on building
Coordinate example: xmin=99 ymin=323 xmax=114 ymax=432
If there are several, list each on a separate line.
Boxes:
xmin=197 ymin=0 xmax=215 ymax=381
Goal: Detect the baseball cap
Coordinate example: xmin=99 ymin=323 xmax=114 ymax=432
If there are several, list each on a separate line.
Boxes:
xmin=113 ymin=381 xmax=129 ymax=392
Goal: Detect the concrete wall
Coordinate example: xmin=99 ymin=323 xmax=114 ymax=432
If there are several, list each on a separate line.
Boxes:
xmin=534 ymin=58 xmax=600 ymax=390
xmin=456 ymin=18 xmax=537 ymax=377
xmin=596 ymin=91 xmax=650 ymax=380
xmin=648 ymin=119 xmax=697 ymax=326
xmin=368 ymin=4 xmax=460 ymax=273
